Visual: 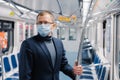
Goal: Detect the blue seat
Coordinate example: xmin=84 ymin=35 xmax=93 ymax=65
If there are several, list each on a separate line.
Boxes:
xmin=93 ymin=54 xmax=100 ymax=64
xmin=97 ymin=65 xmax=103 ymax=79
xmin=83 ymin=67 xmax=92 ymax=71
xmin=80 ymin=40 xmax=109 ymax=80
xmin=12 ymin=73 xmax=19 ymax=76
xmin=10 ymin=54 xmax=19 ymax=77
xmin=99 ymin=66 xmax=109 ymax=80
xmin=3 ymin=57 xmax=11 ymax=73
xmin=10 ymin=54 xmax=19 ymax=79
xmin=5 ymin=77 xmax=19 ymax=80
xmin=82 ymin=71 xmax=92 ymax=74
xmin=82 ymin=44 xmax=92 ymax=49
xmin=2 ymin=54 xmax=19 ymax=80
xmin=93 ymin=54 xmax=101 ymax=73
xmin=11 ymin=55 xmax=17 ymax=69
xmin=83 ymin=42 xmax=90 ymax=45
xmin=82 ymin=49 xmax=93 ymax=64
xmin=80 ymin=75 xmax=94 ymax=79
xmin=100 ymin=67 xmax=106 ymax=80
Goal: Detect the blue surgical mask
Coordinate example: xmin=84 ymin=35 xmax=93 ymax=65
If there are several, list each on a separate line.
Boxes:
xmin=37 ymin=24 xmax=51 ymax=37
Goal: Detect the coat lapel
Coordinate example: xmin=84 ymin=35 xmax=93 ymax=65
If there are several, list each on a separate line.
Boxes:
xmin=52 ymin=38 xmax=61 ymax=69
xmin=39 ymin=41 xmax=54 ymax=69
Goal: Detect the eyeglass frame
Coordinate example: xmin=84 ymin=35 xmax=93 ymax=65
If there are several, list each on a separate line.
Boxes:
xmin=36 ymin=21 xmax=54 ymax=25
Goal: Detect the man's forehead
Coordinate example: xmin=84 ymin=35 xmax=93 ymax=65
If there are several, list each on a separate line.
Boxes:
xmin=38 ymin=14 xmax=53 ymax=21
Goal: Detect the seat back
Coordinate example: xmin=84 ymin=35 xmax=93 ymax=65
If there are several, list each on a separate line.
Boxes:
xmin=99 ymin=65 xmax=110 ymax=80
xmin=11 ymin=55 xmax=17 ymax=69
xmin=10 ymin=53 xmax=19 ymax=73
xmin=2 ymin=55 xmax=12 ymax=79
xmin=3 ymin=57 xmax=11 ymax=73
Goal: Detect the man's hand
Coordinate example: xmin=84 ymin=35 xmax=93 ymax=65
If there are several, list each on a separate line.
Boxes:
xmin=73 ymin=61 xmax=83 ymax=75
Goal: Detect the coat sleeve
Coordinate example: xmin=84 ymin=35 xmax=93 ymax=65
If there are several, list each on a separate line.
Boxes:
xmin=60 ymin=41 xmax=75 ymax=80
xmin=19 ymin=40 xmax=33 ymax=80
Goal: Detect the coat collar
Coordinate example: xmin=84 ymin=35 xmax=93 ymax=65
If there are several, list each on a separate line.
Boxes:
xmin=36 ymin=34 xmax=52 ymax=41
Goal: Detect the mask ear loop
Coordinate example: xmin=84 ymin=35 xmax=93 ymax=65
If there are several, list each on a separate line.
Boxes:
xmin=52 ymin=21 xmax=57 ymax=29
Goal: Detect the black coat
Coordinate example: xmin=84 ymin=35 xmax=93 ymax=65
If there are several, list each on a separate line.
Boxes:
xmin=19 ymin=34 xmax=75 ymax=80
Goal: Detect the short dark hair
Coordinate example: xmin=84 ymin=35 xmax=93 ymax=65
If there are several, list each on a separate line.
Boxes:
xmin=36 ymin=10 xmax=54 ymax=21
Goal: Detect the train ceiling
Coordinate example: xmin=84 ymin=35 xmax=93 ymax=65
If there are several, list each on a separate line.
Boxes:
xmin=3 ymin=0 xmax=83 ymax=18
xmin=2 ymin=0 xmax=118 ymax=24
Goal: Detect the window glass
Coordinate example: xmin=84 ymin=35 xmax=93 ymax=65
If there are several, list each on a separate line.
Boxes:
xmin=0 ymin=31 xmax=8 ymax=53
xmin=19 ymin=23 xmax=24 ymax=42
xmin=59 ymin=27 xmax=65 ymax=40
xmin=69 ymin=28 xmax=76 ymax=40
xmin=25 ymin=24 xmax=29 ymax=39
xmin=30 ymin=25 xmax=34 ymax=36
xmin=103 ymin=20 xmax=106 ymax=56
xmin=0 ymin=20 xmax=14 ymax=54
xmin=57 ymin=28 xmax=60 ymax=38
xmin=105 ymin=18 xmax=111 ymax=54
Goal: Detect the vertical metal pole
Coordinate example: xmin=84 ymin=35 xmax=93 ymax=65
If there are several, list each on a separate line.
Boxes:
xmin=75 ymin=26 xmax=86 ymax=80
xmin=75 ymin=18 xmax=89 ymax=80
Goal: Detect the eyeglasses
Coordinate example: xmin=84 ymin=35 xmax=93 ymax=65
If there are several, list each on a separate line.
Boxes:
xmin=37 ymin=21 xmax=54 ymax=25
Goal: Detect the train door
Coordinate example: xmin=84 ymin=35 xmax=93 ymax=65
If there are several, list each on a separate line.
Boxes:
xmin=69 ymin=27 xmax=77 ymax=40
xmin=25 ymin=24 xmax=34 ymax=39
xmin=58 ymin=27 xmax=66 ymax=40
xmin=0 ymin=20 xmax=14 ymax=54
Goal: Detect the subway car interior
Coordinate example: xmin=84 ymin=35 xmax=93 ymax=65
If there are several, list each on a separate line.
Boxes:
xmin=0 ymin=0 xmax=120 ymax=80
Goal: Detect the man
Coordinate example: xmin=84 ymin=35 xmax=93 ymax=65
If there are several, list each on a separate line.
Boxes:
xmin=19 ymin=10 xmax=82 ymax=80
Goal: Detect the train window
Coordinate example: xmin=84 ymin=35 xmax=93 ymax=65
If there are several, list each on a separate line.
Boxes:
xmin=56 ymin=27 xmax=61 ymax=39
xmin=59 ymin=27 xmax=65 ymax=40
xmin=25 ymin=25 xmax=29 ymax=39
xmin=30 ymin=25 xmax=34 ymax=36
xmin=69 ymin=28 xmax=76 ymax=40
xmin=0 ymin=31 xmax=8 ymax=54
xmin=0 ymin=20 xmax=14 ymax=54
xmin=103 ymin=20 xmax=106 ymax=56
xmin=116 ymin=14 xmax=120 ymax=79
xmin=19 ymin=23 xmax=24 ymax=42
xmin=105 ymin=18 xmax=111 ymax=55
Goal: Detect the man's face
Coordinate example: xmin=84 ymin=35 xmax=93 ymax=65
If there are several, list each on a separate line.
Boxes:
xmin=37 ymin=14 xmax=55 ymax=30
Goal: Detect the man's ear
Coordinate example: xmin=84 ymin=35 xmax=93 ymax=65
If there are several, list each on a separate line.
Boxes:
xmin=52 ymin=23 xmax=57 ymax=30
xmin=53 ymin=23 xmax=57 ymax=28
